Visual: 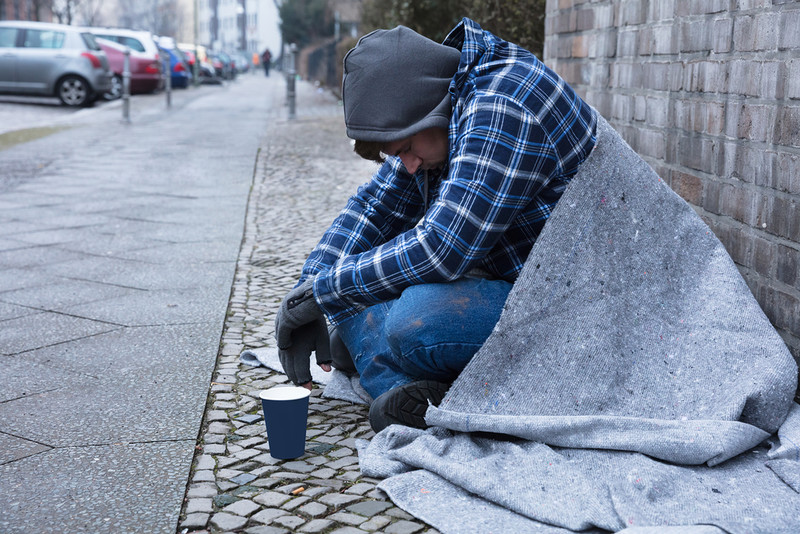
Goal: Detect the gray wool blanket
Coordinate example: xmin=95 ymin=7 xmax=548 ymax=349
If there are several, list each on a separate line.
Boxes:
xmin=357 ymin=116 xmax=800 ymax=533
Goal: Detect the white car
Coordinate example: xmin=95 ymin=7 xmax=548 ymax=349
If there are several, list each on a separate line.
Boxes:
xmin=0 ymin=20 xmax=112 ymax=106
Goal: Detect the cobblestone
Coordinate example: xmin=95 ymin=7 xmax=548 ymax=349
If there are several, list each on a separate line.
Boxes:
xmin=177 ymin=84 xmax=436 ymax=533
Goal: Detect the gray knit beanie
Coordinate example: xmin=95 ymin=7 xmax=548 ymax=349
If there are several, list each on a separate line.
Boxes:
xmin=342 ymin=26 xmax=462 ymax=142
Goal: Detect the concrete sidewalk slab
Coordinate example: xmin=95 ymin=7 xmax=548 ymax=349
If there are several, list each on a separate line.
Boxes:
xmin=0 ymin=75 xmax=281 ymax=533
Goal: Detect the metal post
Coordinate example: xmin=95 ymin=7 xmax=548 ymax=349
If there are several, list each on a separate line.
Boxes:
xmin=163 ymin=53 xmax=172 ymax=108
xmin=193 ymin=0 xmax=199 ymax=87
xmin=287 ymin=42 xmax=297 ymax=120
xmin=122 ymin=47 xmax=131 ymax=122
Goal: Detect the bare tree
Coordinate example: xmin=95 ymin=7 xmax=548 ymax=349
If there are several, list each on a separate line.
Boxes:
xmin=115 ymin=0 xmax=179 ymax=35
xmin=51 ymin=0 xmax=82 ymax=25
xmin=78 ymin=0 xmax=105 ymax=26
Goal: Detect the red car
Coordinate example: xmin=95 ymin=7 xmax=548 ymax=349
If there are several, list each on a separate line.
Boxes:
xmin=95 ymin=37 xmax=161 ymax=99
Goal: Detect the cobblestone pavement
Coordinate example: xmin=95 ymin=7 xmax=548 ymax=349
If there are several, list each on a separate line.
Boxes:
xmin=178 ymin=86 xmax=438 ymax=534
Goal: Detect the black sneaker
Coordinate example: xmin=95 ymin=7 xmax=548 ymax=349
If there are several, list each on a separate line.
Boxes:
xmin=368 ymin=380 xmax=450 ymax=433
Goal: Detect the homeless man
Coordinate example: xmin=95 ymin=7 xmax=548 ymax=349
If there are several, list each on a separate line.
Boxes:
xmin=274 ymin=18 xmax=597 ymax=432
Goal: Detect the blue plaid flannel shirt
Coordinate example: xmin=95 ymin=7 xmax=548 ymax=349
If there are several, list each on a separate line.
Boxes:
xmin=303 ymin=18 xmax=597 ymax=325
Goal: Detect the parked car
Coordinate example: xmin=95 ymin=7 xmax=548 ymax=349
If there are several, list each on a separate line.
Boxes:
xmin=155 ymin=36 xmax=192 ymax=89
xmin=207 ymin=51 xmax=235 ymax=80
xmin=230 ymin=51 xmax=251 ymax=74
xmin=158 ymin=45 xmax=192 ymax=89
xmin=95 ymin=37 xmax=166 ymax=99
xmin=0 ymin=20 xmax=112 ymax=106
xmin=84 ymin=27 xmax=161 ymax=94
xmin=177 ymin=43 xmax=219 ymax=84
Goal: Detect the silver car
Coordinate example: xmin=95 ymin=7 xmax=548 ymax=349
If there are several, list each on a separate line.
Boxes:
xmin=0 ymin=20 xmax=112 ymax=107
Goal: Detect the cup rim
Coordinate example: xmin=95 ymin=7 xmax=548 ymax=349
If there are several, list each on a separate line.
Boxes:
xmin=259 ymin=385 xmax=311 ymax=401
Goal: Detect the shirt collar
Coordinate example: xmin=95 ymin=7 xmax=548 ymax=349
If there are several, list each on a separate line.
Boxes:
xmin=443 ymin=18 xmax=487 ymax=92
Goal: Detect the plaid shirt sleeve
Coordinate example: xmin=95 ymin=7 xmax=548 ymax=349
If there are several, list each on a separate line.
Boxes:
xmin=312 ymin=91 xmax=567 ymax=325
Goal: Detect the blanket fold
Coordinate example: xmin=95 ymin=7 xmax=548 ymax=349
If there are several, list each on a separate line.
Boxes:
xmin=358 ymin=115 xmax=800 ymax=532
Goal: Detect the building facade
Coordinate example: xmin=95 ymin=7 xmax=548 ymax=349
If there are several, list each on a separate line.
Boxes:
xmin=0 ymin=0 xmax=52 ymax=21
xmin=544 ymin=0 xmax=800 ymax=372
xmin=196 ymin=0 xmax=279 ymax=55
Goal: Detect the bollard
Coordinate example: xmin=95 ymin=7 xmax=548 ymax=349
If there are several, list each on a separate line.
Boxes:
xmin=163 ymin=53 xmax=172 ymax=108
xmin=287 ymin=43 xmax=297 ymax=120
xmin=122 ymin=47 xmax=131 ymax=122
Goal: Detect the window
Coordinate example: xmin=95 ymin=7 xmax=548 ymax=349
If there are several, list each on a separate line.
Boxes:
xmin=22 ymin=29 xmax=65 ymax=49
xmin=119 ymin=36 xmax=145 ymax=52
xmin=0 ymin=27 xmax=17 ymax=48
xmin=80 ymin=32 xmax=102 ymax=51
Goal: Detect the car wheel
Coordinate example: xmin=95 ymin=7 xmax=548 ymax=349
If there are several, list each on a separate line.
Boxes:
xmin=57 ymin=75 xmax=92 ymax=107
xmin=104 ymin=74 xmax=122 ymax=100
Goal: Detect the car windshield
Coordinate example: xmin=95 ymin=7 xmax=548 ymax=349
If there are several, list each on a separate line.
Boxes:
xmin=81 ymin=32 xmax=101 ymax=51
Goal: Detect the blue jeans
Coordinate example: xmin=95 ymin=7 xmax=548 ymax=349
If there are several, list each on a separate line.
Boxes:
xmin=337 ymin=278 xmax=513 ymax=399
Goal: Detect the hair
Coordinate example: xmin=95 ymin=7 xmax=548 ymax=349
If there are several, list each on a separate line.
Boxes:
xmin=354 ymin=139 xmax=386 ymax=164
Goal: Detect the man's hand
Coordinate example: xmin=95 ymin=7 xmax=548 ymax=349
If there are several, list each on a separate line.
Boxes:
xmin=274 ymin=280 xmax=332 ymax=386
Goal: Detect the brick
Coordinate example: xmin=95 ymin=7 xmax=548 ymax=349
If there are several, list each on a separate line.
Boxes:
xmin=778 ymin=153 xmax=800 ymax=195
xmin=652 ymin=25 xmax=675 ymax=55
xmin=181 ymin=513 xmax=209 ymax=529
xmin=223 ymin=498 xmax=260 ymax=517
xmin=648 ymin=0 xmax=675 ymax=22
xmin=596 ymin=4 xmax=615 ymax=28
xmin=721 ymin=183 xmax=757 ymax=226
xmin=779 ymin=10 xmax=800 ymax=49
xmin=617 ymin=29 xmax=639 ymax=57
xmin=769 ymin=196 xmax=799 ymax=241
xmin=251 ymin=507 xmax=290 ymax=524
xmin=734 ymin=15 xmax=756 ymax=52
xmin=729 ymin=103 xmax=775 ymax=143
xmin=646 ymin=96 xmax=669 ymax=128
xmin=612 ymin=93 xmax=634 ymax=121
xmin=595 ymin=31 xmax=618 ymax=58
xmin=610 ymin=62 xmax=642 ymax=88
xmin=775 ymin=105 xmax=800 ymax=146
xmin=327 ymin=511 xmax=367 ymax=525
xmin=554 ymin=10 xmax=577 ymax=33
xmin=254 ymin=491 xmax=292 ymax=507
xmin=776 ymin=244 xmax=799 ymax=288
xmin=712 ymin=17 xmax=733 ymax=53
xmin=637 ymin=128 xmax=666 ymax=159
xmin=643 ymin=62 xmax=671 ymax=91
xmin=728 ymin=60 xmax=762 ymax=97
xmin=211 ymin=512 xmax=248 ymax=530
xmin=752 ymin=234 xmax=775 ymax=277
xmin=671 ymin=171 xmax=703 ymax=205
xmin=576 ymin=8 xmax=595 ymax=31
xmin=298 ymin=519 xmax=334 ymax=533
xmin=385 ymin=520 xmax=425 ymax=534
xmin=787 ymin=59 xmax=800 ymax=100
xmin=618 ymin=0 xmax=645 ymax=26
xmin=721 ymin=142 xmax=776 ymax=188
xmin=753 ymin=12 xmax=779 ymax=51
xmin=572 ymin=34 xmax=589 ymax=57
xmin=634 ymin=95 xmax=647 ymax=121
xmin=679 ymin=134 xmax=719 ymax=175
xmin=681 ymin=20 xmax=712 ymax=52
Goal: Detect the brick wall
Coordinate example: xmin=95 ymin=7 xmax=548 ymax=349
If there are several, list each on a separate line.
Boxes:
xmin=544 ymin=0 xmax=800 ymax=376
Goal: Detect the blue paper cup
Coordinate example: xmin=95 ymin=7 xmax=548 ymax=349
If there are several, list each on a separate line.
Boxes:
xmin=260 ymin=386 xmax=311 ymax=459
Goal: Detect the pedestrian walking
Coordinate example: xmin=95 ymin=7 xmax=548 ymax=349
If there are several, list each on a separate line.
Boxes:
xmin=261 ymin=48 xmax=271 ymax=76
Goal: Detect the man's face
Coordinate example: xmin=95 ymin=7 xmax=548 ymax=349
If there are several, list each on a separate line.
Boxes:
xmin=383 ymin=127 xmax=449 ymax=174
